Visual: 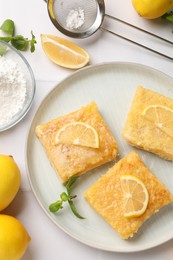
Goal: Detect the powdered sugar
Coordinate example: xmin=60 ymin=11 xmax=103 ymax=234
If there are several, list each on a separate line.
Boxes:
xmin=0 ymin=56 xmax=27 ymax=127
xmin=66 ymin=7 xmax=85 ymax=29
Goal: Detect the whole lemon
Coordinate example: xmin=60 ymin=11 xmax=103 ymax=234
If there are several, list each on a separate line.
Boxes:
xmin=132 ymin=0 xmax=173 ymax=19
xmin=0 ymin=214 xmax=31 ymax=260
xmin=0 ymin=154 xmax=21 ymax=211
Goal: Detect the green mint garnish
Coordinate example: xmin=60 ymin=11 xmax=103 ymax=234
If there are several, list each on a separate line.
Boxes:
xmin=0 ymin=19 xmax=36 ymax=53
xmin=49 ymin=176 xmax=85 ymax=219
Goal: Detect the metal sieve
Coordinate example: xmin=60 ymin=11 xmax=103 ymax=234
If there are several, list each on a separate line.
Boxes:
xmin=47 ymin=0 xmax=105 ymax=38
xmin=44 ymin=0 xmax=173 ymax=60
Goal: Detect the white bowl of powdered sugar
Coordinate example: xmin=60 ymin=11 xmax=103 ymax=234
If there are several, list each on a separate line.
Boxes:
xmin=0 ymin=40 xmax=36 ymax=132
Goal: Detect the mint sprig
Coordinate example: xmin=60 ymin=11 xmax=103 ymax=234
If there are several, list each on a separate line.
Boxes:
xmin=49 ymin=176 xmax=85 ymax=219
xmin=0 ymin=19 xmax=36 ymax=53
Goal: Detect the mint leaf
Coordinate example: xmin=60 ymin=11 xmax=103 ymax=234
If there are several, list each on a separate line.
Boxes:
xmin=68 ymin=199 xmax=85 ymax=219
xmin=66 ymin=176 xmax=79 ymax=195
xmin=29 ymin=31 xmax=37 ymax=53
xmin=11 ymin=35 xmax=28 ymax=51
xmin=0 ymin=36 xmax=12 ymax=42
xmin=60 ymin=192 xmax=69 ymax=201
xmin=162 ymin=12 xmax=173 ymax=23
xmin=49 ymin=200 xmax=63 ymax=212
xmin=0 ymin=19 xmax=14 ymax=36
xmin=0 ymin=43 xmax=8 ymax=56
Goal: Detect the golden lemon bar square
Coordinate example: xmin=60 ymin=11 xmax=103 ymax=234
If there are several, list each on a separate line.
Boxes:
xmin=123 ymin=86 xmax=173 ymax=161
xmin=35 ymin=102 xmax=118 ymax=183
xmin=84 ymin=151 xmax=173 ymax=239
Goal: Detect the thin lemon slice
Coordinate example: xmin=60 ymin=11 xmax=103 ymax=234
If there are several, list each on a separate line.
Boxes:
xmin=55 ymin=122 xmax=99 ymax=148
xmin=40 ymin=34 xmax=90 ymax=69
xmin=120 ymin=174 xmax=149 ymax=218
xmin=142 ymin=105 xmax=173 ymax=139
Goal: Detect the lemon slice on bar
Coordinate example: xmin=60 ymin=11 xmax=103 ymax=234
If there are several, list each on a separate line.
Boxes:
xmin=55 ymin=122 xmax=99 ymax=148
xmin=120 ymin=174 xmax=149 ymax=218
xmin=142 ymin=105 xmax=173 ymax=139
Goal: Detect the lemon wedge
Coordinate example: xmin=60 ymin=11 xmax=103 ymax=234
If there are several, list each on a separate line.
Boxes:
xmin=40 ymin=34 xmax=90 ymax=69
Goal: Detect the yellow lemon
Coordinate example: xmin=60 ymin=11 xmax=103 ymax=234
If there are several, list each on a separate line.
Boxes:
xmin=0 ymin=214 xmax=31 ymax=260
xmin=132 ymin=0 xmax=173 ymax=19
xmin=0 ymin=154 xmax=21 ymax=211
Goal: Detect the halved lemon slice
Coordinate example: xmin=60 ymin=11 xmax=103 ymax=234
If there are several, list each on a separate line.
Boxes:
xmin=120 ymin=174 xmax=149 ymax=218
xmin=55 ymin=122 xmax=99 ymax=148
xmin=142 ymin=105 xmax=173 ymax=139
xmin=40 ymin=34 xmax=90 ymax=69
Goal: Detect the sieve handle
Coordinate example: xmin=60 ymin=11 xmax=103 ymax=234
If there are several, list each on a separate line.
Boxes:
xmin=100 ymin=27 xmax=173 ymax=61
xmin=104 ymin=14 xmax=173 ymax=45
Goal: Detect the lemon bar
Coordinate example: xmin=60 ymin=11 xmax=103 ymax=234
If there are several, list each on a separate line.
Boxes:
xmin=84 ymin=151 xmax=173 ymax=239
xmin=123 ymin=86 xmax=173 ymax=161
xmin=35 ymin=102 xmax=118 ymax=183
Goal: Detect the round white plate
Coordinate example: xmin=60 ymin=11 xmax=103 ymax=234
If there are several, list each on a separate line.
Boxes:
xmin=26 ymin=62 xmax=173 ymax=252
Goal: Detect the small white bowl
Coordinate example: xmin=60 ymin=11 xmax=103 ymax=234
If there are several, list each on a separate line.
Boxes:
xmin=0 ymin=40 xmax=36 ymax=132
